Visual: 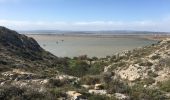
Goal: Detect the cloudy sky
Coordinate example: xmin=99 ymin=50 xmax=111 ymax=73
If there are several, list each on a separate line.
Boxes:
xmin=0 ymin=0 xmax=170 ymax=31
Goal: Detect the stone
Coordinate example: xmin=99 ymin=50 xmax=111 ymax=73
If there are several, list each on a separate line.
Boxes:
xmin=81 ymin=84 xmax=91 ymax=89
xmin=115 ymin=93 xmax=129 ymax=100
xmin=94 ymin=84 xmax=104 ymax=90
xmin=88 ymin=89 xmax=107 ymax=95
xmin=118 ymin=65 xmax=141 ymax=81
xmin=66 ymin=91 xmax=86 ymax=100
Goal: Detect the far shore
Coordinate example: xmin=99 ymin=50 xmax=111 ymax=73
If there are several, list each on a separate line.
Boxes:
xmin=25 ymin=34 xmax=170 ymax=41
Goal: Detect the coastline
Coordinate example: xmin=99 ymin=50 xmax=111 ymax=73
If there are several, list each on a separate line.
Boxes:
xmin=26 ymin=34 xmax=170 ymax=41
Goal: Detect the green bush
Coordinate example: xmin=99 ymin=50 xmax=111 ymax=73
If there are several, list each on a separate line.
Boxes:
xmin=88 ymin=94 xmax=116 ymax=100
xmin=140 ymin=78 xmax=155 ymax=85
xmin=105 ymin=79 xmax=130 ymax=94
xmin=0 ymin=86 xmax=48 ymax=100
xmin=48 ymin=79 xmax=66 ymax=87
xmin=139 ymin=61 xmax=153 ymax=67
xmin=148 ymin=70 xmax=158 ymax=77
xmin=158 ymin=80 xmax=170 ymax=92
xmin=101 ymin=72 xmax=114 ymax=83
xmin=80 ymin=75 xmax=100 ymax=85
xmin=151 ymin=54 xmax=161 ymax=60
xmin=129 ymin=84 xmax=166 ymax=100
xmin=68 ymin=60 xmax=90 ymax=77
xmin=159 ymin=58 xmax=170 ymax=67
xmin=88 ymin=62 xmax=106 ymax=75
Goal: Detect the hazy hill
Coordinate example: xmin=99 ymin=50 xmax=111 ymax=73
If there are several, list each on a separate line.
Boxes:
xmin=20 ymin=30 xmax=170 ymax=35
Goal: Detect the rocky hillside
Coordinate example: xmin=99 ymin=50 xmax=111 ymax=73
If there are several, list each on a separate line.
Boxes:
xmin=107 ymin=38 xmax=170 ymax=84
xmin=0 ymin=26 xmax=42 ymax=52
xmin=0 ymin=26 xmax=170 ymax=100
xmin=0 ymin=26 xmax=66 ymax=74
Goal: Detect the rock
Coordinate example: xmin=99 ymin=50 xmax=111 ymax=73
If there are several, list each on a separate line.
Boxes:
xmin=118 ymin=65 xmax=141 ymax=81
xmin=104 ymin=65 xmax=112 ymax=72
xmin=155 ymin=67 xmax=170 ymax=82
xmin=88 ymin=89 xmax=107 ymax=95
xmin=0 ymin=26 xmax=42 ymax=52
xmin=94 ymin=84 xmax=104 ymax=90
xmin=1 ymin=71 xmax=14 ymax=77
xmin=81 ymin=84 xmax=91 ymax=89
xmin=56 ymin=74 xmax=78 ymax=80
xmin=39 ymin=87 xmax=46 ymax=92
xmin=160 ymin=38 xmax=170 ymax=45
xmin=66 ymin=91 xmax=86 ymax=100
xmin=12 ymin=69 xmax=35 ymax=75
xmin=143 ymin=85 xmax=147 ymax=88
xmin=12 ymin=81 xmax=28 ymax=87
xmin=114 ymin=93 xmax=129 ymax=100
xmin=0 ymin=82 xmax=6 ymax=86
xmin=40 ymin=79 xmax=49 ymax=84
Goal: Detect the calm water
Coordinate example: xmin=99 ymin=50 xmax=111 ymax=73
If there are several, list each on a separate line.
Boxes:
xmin=27 ymin=35 xmax=157 ymax=58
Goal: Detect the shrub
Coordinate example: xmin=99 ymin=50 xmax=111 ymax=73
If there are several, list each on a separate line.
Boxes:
xmin=92 ymin=57 xmax=98 ymax=60
xmin=148 ymin=70 xmax=158 ymax=77
xmin=140 ymin=78 xmax=155 ymax=85
xmin=80 ymin=75 xmax=100 ymax=85
xmin=49 ymin=88 xmax=66 ymax=98
xmin=88 ymin=94 xmax=116 ymax=100
xmin=129 ymin=84 xmax=166 ymax=100
xmin=48 ymin=79 xmax=64 ymax=87
xmin=0 ymin=85 xmax=48 ymax=100
xmin=139 ymin=61 xmax=153 ymax=67
xmin=151 ymin=54 xmax=161 ymax=60
xmin=101 ymin=72 xmax=114 ymax=83
xmin=68 ymin=60 xmax=90 ymax=77
xmin=88 ymin=62 xmax=105 ymax=75
xmin=159 ymin=58 xmax=170 ymax=67
xmin=105 ymin=79 xmax=130 ymax=94
xmin=158 ymin=80 xmax=170 ymax=92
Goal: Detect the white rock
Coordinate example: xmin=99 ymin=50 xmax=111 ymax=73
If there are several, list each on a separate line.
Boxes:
xmin=115 ymin=93 xmax=129 ymax=100
xmin=66 ymin=91 xmax=85 ymax=100
xmin=94 ymin=84 xmax=104 ymax=90
xmin=104 ymin=65 xmax=112 ymax=72
xmin=81 ymin=85 xmax=91 ymax=89
xmin=40 ymin=79 xmax=49 ymax=84
xmin=118 ymin=65 xmax=140 ymax=81
xmin=88 ymin=89 xmax=107 ymax=95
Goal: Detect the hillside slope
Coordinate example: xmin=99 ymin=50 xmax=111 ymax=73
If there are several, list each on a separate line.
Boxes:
xmin=0 ymin=26 xmax=66 ymax=74
xmin=0 ymin=26 xmax=170 ymax=100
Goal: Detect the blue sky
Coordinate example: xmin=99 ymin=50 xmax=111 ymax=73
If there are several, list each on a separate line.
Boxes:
xmin=0 ymin=0 xmax=170 ymax=31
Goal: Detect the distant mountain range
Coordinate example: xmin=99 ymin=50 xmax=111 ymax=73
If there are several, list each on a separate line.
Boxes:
xmin=19 ymin=30 xmax=170 ymax=35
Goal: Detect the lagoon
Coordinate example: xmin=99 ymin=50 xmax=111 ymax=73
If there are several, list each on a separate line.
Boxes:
xmin=27 ymin=35 xmax=157 ymax=58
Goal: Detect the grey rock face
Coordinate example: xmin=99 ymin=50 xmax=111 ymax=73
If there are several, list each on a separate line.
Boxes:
xmin=0 ymin=26 xmax=42 ymax=52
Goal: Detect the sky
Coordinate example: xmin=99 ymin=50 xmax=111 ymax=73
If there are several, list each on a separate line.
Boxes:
xmin=0 ymin=0 xmax=170 ymax=31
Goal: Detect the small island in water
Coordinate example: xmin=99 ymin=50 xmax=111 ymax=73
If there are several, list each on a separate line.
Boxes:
xmin=0 ymin=26 xmax=170 ymax=100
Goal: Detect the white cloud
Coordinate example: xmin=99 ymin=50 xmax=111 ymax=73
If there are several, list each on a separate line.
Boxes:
xmin=0 ymin=19 xmax=170 ymax=32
